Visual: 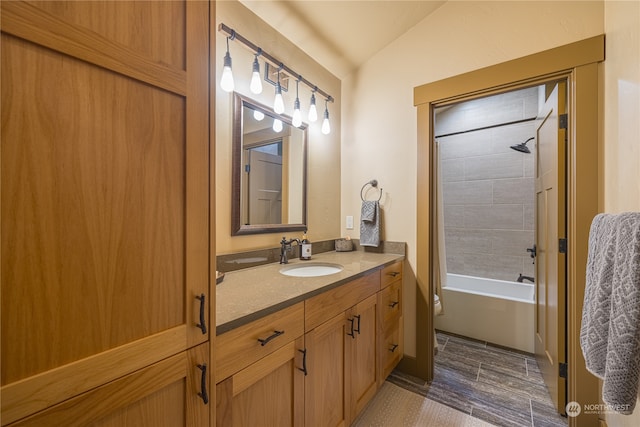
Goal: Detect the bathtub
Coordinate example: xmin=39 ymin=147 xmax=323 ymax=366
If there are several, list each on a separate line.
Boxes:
xmin=434 ymin=273 xmax=535 ymax=353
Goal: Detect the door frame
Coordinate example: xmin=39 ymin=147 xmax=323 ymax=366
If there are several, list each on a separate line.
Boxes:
xmin=408 ymin=35 xmax=604 ymax=426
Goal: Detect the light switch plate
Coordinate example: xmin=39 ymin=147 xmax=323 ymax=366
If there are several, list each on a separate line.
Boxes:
xmin=346 ymin=215 xmax=354 ymax=230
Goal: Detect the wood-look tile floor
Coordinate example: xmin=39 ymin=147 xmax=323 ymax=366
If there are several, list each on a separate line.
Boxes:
xmin=388 ymin=332 xmax=568 ymax=427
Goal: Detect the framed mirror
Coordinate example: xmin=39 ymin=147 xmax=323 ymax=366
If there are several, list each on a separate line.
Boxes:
xmin=232 ymin=92 xmax=308 ymax=235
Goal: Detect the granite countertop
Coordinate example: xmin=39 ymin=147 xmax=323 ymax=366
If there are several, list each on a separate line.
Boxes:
xmin=216 ymin=250 xmax=404 ymax=335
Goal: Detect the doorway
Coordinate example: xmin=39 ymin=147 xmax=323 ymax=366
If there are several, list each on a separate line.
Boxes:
xmin=430 ymin=83 xmax=568 ymax=420
xmin=407 ymin=35 xmax=604 ymax=427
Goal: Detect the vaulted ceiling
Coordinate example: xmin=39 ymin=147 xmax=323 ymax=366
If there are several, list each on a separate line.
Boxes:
xmin=240 ymin=1 xmax=446 ymax=79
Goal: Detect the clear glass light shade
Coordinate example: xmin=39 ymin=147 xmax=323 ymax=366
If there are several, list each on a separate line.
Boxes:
xmin=321 ymin=109 xmax=330 ymax=135
xmin=292 ymin=98 xmax=302 ymax=128
xmin=273 ymin=86 xmax=285 ymax=114
xmin=308 ymin=94 xmax=318 ymax=122
xmin=272 ymin=118 xmax=283 ymax=132
xmin=249 ymin=57 xmax=262 ymax=94
xmin=220 ymin=52 xmax=234 ymax=92
xmin=253 ymin=110 xmax=265 ymax=121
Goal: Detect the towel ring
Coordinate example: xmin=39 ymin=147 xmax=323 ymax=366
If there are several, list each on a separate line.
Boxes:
xmin=360 ymin=179 xmax=383 ymax=202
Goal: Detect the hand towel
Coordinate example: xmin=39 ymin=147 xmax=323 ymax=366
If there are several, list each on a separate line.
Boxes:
xmin=580 ymin=212 xmax=640 ymax=414
xmin=360 ymin=200 xmax=380 ymax=247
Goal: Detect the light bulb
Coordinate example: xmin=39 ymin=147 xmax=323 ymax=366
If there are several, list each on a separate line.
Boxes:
xmin=249 ymin=56 xmax=262 ymax=94
xmin=273 ymin=83 xmax=285 ymax=114
xmin=308 ymin=93 xmax=318 ymax=122
xmin=292 ymin=98 xmax=302 ymax=127
xmin=220 ymin=51 xmax=234 ymax=92
xmin=273 ymin=118 xmax=283 ymax=132
xmin=321 ymin=107 xmax=330 ymax=135
xmin=253 ymin=110 xmax=265 ymax=121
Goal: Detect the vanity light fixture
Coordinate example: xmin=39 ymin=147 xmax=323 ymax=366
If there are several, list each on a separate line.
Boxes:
xmin=249 ymin=49 xmax=263 ymax=95
xmin=273 ymin=118 xmax=283 ymax=132
xmin=273 ymin=65 xmax=285 ymax=114
xmin=219 ymin=23 xmax=334 ymax=129
xmin=292 ymin=78 xmax=302 ymax=128
xmin=220 ymin=34 xmax=235 ymax=93
xmin=321 ymin=98 xmax=331 ymax=135
xmin=308 ymin=90 xmax=318 ymax=123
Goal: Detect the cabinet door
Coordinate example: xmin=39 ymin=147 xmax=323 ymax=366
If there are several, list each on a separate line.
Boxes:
xmin=9 ymin=344 xmax=210 ymax=427
xmin=305 ymin=313 xmax=349 ymax=427
xmin=1 ymin=1 xmax=210 ymax=423
xmin=216 ymin=337 xmax=305 ymax=427
xmin=348 ymin=294 xmax=379 ymax=420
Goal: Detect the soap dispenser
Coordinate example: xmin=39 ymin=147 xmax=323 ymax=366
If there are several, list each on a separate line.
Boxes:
xmin=300 ymin=229 xmax=312 ymax=260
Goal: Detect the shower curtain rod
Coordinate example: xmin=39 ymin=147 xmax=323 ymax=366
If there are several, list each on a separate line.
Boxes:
xmin=435 ymin=117 xmax=536 ymax=139
xmin=218 ymin=23 xmax=334 ymax=103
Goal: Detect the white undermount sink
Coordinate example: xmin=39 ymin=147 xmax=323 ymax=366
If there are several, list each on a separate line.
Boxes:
xmin=279 ymin=262 xmax=344 ymax=277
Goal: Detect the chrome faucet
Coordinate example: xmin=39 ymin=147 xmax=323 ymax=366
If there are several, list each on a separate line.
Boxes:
xmin=279 ymin=237 xmax=300 ymax=264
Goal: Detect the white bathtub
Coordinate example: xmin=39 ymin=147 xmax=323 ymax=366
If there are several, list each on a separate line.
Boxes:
xmin=434 ymin=273 xmax=535 ymax=353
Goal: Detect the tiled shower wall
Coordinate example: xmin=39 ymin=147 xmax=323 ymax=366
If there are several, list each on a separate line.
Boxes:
xmin=436 ymin=87 xmax=540 ymax=282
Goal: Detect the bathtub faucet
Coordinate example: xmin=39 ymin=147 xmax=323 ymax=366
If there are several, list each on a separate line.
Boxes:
xmin=517 ymin=274 xmax=535 ymax=283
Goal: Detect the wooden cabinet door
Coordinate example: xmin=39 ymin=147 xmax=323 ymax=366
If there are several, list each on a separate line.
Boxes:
xmin=216 ymin=337 xmax=305 ymax=427
xmin=9 ymin=344 xmax=210 ymax=427
xmin=0 ymin=1 xmax=210 ymax=424
xmin=348 ymin=294 xmax=378 ymax=420
xmin=305 ymin=313 xmax=348 ymax=427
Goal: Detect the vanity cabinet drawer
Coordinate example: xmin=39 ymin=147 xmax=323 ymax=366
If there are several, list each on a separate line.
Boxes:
xmin=379 ymin=317 xmax=403 ymax=382
xmin=216 ymin=302 xmax=304 ymax=383
xmin=378 ymin=279 xmax=402 ymax=327
xmin=305 ymin=271 xmax=380 ymax=332
xmin=381 ymin=261 xmax=402 ymax=289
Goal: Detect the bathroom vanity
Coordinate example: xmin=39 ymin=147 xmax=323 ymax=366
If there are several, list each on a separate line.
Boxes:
xmin=215 ymin=251 xmax=403 ymax=426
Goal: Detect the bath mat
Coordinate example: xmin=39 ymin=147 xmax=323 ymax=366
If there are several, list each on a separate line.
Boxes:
xmin=353 ymin=382 xmax=493 ymax=427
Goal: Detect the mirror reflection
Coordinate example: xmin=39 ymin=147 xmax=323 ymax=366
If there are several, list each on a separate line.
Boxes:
xmin=232 ymin=93 xmax=307 ymax=235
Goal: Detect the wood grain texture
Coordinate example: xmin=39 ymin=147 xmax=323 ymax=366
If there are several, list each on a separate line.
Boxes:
xmin=2 ymin=34 xmax=186 ymax=383
xmin=9 ymin=351 xmax=188 ymax=427
xmin=305 ymin=313 xmax=348 ymax=427
xmin=216 ymin=337 xmax=304 ymax=427
xmin=215 ymin=302 xmax=304 ymax=383
xmin=1 ymin=0 xmax=210 ymax=424
xmin=380 ymin=261 xmax=403 ymax=289
xmin=379 ymin=279 xmax=402 ymax=327
xmin=1 ymin=1 xmax=187 ymax=95
xmin=305 ymin=271 xmax=380 ymax=331
xmin=349 ymin=294 xmax=379 ymax=420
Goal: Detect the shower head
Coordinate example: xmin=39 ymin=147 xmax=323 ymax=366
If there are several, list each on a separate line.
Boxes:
xmin=510 ymin=137 xmax=534 ymax=154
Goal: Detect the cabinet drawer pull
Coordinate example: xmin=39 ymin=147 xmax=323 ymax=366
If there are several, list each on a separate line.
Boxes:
xmin=388 ymin=271 xmax=400 ymax=277
xmin=354 ymin=314 xmax=361 ymax=334
xmin=389 ymin=344 xmax=399 ymax=353
xmin=196 ymin=294 xmax=207 ymax=334
xmin=257 ymin=330 xmax=284 ymax=346
xmin=388 ymin=301 xmax=399 ymax=309
xmin=347 ymin=318 xmax=355 ymax=338
xmin=298 ymin=349 xmax=308 ymax=376
xmin=197 ymin=364 xmax=209 ymax=404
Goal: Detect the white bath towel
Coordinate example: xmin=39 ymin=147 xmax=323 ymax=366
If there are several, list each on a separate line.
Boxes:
xmin=580 ymin=212 xmax=640 ymax=414
xmin=360 ymin=201 xmax=380 ymax=247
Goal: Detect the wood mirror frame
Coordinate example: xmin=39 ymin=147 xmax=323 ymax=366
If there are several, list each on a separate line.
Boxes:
xmin=231 ymin=92 xmax=308 ymax=235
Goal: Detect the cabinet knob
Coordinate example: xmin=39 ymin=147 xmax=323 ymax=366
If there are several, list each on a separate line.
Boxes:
xmin=347 ymin=318 xmax=356 ymax=338
xmin=389 ymin=301 xmax=399 ymax=309
xmin=389 ymin=344 xmax=399 ymax=353
xmin=388 ymin=271 xmax=400 ymax=277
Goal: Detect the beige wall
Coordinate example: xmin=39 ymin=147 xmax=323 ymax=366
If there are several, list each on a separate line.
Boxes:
xmin=341 ymin=1 xmax=604 ymax=357
xmin=603 ymin=0 xmax=640 ymax=425
xmin=216 ymin=0 xmax=341 ymax=254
